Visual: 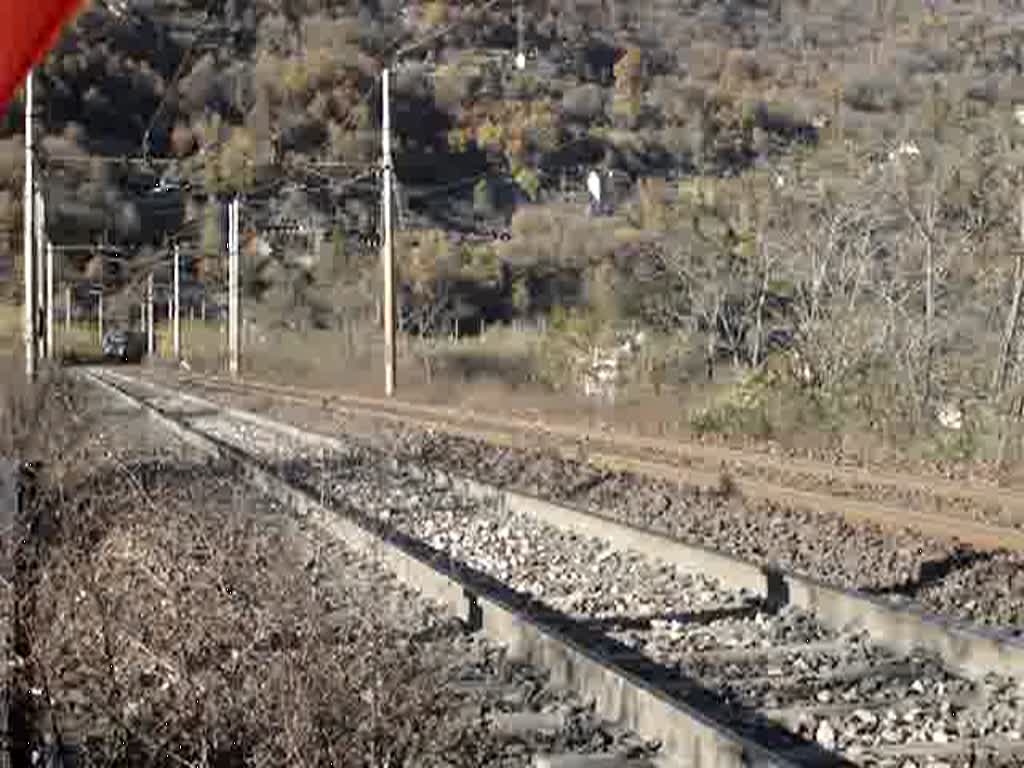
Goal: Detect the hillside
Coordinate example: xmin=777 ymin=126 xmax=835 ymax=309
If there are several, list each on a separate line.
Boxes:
xmin=5 ymin=0 xmax=1024 ymax=459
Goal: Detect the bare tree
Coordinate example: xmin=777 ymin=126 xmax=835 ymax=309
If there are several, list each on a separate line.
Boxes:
xmin=994 ymin=193 xmax=1024 ymax=395
xmin=773 ymin=177 xmax=891 ymax=396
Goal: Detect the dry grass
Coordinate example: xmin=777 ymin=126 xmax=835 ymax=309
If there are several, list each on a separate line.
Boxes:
xmin=0 ymin=361 xmax=91 ymax=469
xmin=0 ymin=303 xmax=22 ymax=358
xmin=173 ymin=321 xmax=843 ymax=453
xmin=2 ymin=369 xmax=501 ymax=767
xmin=122 ymin=313 xmax=997 ymax=474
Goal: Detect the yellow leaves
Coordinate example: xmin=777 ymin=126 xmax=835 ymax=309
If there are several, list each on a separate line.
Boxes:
xmin=514 ymin=167 xmax=541 ymax=201
xmin=199 ymin=127 xmax=256 ymax=196
xmin=400 ymin=229 xmax=452 ymax=296
xmin=281 ymin=58 xmax=311 ymax=98
xmin=612 ymin=47 xmax=644 ymax=127
xmin=678 ymin=176 xmax=719 ymax=208
xmin=452 ymin=99 xmax=558 ymax=165
xmin=254 ymin=45 xmax=360 ymax=108
xmin=506 ymin=123 xmax=527 ymax=167
xmin=197 ymin=204 xmax=224 ymax=283
xmin=511 ymin=277 xmax=530 ymax=312
xmin=475 ymin=118 xmax=504 ymax=153
xmin=447 ymin=127 xmax=472 ymax=153
xmin=434 ymin=58 xmax=483 ymax=108
xmin=421 ymin=0 xmax=449 ymax=28
xmin=637 ymin=178 xmax=669 ymax=232
xmin=304 ymin=46 xmax=349 ymax=88
xmin=614 ymin=48 xmax=644 ymax=97
xmin=524 ymin=100 xmax=559 ymax=153
xmin=457 ymin=243 xmax=501 ymax=284
xmin=221 ymin=127 xmax=255 ymax=176
xmin=301 ymin=17 xmax=362 ymax=50
xmin=399 ymin=229 xmax=502 ymax=293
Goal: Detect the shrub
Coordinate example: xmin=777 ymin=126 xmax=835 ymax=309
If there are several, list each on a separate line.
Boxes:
xmin=561 ymin=84 xmax=605 ymax=122
xmin=842 ymin=73 xmax=909 ymax=113
xmin=17 ymin=459 xmax=498 ymax=767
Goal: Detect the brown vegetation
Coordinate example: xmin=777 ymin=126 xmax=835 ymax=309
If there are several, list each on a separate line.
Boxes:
xmin=7 ymin=0 xmax=1024 ymax=469
xmin=2 ymin=372 xmax=499 ymax=767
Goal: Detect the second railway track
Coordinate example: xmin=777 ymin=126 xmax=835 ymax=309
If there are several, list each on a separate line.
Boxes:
xmin=150 ymin=370 xmax=1024 ymax=552
xmin=86 ymin=368 xmax=1024 ymax=768
xmin=128 ymin=368 xmax=1024 ymax=636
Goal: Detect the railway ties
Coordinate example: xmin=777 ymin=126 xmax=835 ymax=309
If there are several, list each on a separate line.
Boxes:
xmin=86 ymin=369 xmax=1024 ymax=768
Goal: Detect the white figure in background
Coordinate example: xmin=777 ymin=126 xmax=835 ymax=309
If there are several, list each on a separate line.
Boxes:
xmin=579 ymin=332 xmax=647 ymax=403
xmin=937 ymin=400 xmax=964 ymax=431
xmin=587 ymin=169 xmax=603 ymax=216
xmin=887 ymin=140 xmax=920 ymax=162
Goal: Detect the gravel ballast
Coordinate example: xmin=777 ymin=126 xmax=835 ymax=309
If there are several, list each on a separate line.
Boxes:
xmin=100 ymin=375 xmax=1024 ymax=767
xmin=161 ymin=378 xmax=1024 ymax=636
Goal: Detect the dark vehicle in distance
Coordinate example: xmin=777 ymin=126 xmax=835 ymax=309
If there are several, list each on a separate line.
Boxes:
xmin=101 ymin=329 xmax=146 ymax=363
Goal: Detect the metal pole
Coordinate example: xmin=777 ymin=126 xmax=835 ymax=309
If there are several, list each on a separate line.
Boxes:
xmin=97 ymin=248 xmax=104 ymax=345
xmin=34 ymin=188 xmax=45 ymax=359
xmin=227 ymin=200 xmax=232 ymax=373
xmin=23 ymin=72 xmax=35 ymax=378
xmin=516 ymin=1 xmax=526 ymax=69
xmin=229 ymin=197 xmax=240 ymax=377
xmin=35 ymin=188 xmax=45 ymax=359
xmin=173 ymin=242 xmax=181 ymax=359
xmin=147 ymin=272 xmax=154 ymax=357
xmin=45 ymin=241 xmax=54 ymax=359
xmin=382 ymin=68 xmax=396 ymax=397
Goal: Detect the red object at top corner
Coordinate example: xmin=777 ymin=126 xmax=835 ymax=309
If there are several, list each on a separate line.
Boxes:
xmin=0 ymin=0 xmax=86 ymax=116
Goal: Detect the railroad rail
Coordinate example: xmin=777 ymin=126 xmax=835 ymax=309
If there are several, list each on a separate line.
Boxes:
xmin=85 ymin=369 xmax=1024 ymax=767
xmin=142 ymin=369 xmax=1024 ymax=553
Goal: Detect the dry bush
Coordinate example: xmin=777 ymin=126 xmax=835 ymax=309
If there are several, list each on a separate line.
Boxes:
xmin=0 ymin=364 xmax=92 ymax=476
xmin=17 ymin=460 xmax=497 ymax=767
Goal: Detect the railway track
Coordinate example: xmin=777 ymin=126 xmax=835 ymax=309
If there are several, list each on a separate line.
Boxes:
xmin=125 ymin=368 xmax=1024 ymax=636
xmin=86 ymin=368 xmax=1024 ymax=768
xmin=142 ymin=369 xmax=1024 ymax=553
